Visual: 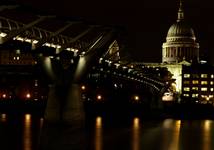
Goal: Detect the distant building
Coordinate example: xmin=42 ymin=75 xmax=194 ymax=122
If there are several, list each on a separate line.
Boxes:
xmin=0 ymin=49 xmax=36 ymax=65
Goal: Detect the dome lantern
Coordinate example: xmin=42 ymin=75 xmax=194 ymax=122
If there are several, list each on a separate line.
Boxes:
xmin=177 ymin=0 xmax=184 ymax=22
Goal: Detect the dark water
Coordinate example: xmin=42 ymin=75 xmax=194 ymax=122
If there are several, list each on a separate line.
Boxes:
xmin=0 ymin=113 xmax=214 ymax=150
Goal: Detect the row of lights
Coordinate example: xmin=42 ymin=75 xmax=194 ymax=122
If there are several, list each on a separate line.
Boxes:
xmin=0 ymin=93 xmax=31 ymax=99
xmin=98 ymin=66 xmax=161 ymax=91
xmin=0 ymin=32 xmax=81 ymax=56
xmin=81 ymin=85 xmax=140 ymax=102
xmin=98 ymin=58 xmax=164 ymax=87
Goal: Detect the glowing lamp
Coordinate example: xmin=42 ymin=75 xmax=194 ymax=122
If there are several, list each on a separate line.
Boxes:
xmin=134 ymin=95 xmax=139 ymax=101
xmin=81 ymin=85 xmax=86 ymax=90
xmin=2 ymin=94 xmax=6 ymax=98
xmin=97 ymin=95 xmax=102 ymax=100
xmin=26 ymin=93 xmax=31 ymax=99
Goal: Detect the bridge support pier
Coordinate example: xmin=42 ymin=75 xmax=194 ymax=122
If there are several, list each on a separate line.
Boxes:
xmin=44 ymin=84 xmax=85 ymax=127
xmin=62 ymin=84 xmax=85 ymax=126
xmin=149 ymin=87 xmax=164 ymax=116
xmin=45 ymin=85 xmax=61 ymax=123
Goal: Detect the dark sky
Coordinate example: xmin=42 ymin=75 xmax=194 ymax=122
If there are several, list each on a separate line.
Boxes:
xmin=2 ymin=0 xmax=214 ymax=63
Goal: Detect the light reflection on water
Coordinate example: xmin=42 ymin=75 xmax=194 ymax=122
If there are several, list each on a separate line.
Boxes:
xmin=162 ymin=119 xmax=181 ymax=150
xmin=23 ymin=114 xmax=32 ymax=150
xmin=0 ymin=113 xmax=214 ymax=150
xmin=203 ymin=120 xmax=212 ymax=150
xmin=95 ymin=116 xmax=102 ymax=150
xmin=169 ymin=120 xmax=181 ymax=150
xmin=132 ymin=117 xmax=140 ymax=150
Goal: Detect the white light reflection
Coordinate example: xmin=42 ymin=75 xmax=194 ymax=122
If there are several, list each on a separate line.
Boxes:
xmin=74 ymin=56 xmax=87 ymax=81
xmin=23 ymin=114 xmax=32 ymax=150
xmin=95 ymin=116 xmax=102 ymax=150
xmin=163 ymin=119 xmax=174 ymax=129
xmin=43 ymin=57 xmax=55 ymax=80
xmin=132 ymin=117 xmax=140 ymax=150
xmin=203 ymin=120 xmax=212 ymax=150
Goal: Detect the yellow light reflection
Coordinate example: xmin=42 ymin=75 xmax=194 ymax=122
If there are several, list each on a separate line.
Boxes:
xmin=132 ymin=117 xmax=140 ymax=150
xmin=168 ymin=120 xmax=181 ymax=150
xmin=1 ymin=114 xmax=7 ymax=122
xmin=203 ymin=120 xmax=212 ymax=150
xmin=95 ymin=116 xmax=102 ymax=150
xmin=23 ymin=114 xmax=32 ymax=150
xmin=162 ymin=119 xmax=180 ymax=150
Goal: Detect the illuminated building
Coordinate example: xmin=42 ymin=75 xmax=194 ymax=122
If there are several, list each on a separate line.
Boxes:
xmin=134 ymin=0 xmax=211 ymax=102
xmin=159 ymin=0 xmax=199 ymax=95
xmin=162 ymin=0 xmax=199 ymax=64
xmin=0 ymin=48 xmax=36 ymax=65
xmin=182 ymin=64 xmax=214 ymax=103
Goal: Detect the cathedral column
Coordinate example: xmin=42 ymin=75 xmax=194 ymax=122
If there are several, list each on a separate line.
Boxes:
xmin=176 ymin=47 xmax=178 ymax=62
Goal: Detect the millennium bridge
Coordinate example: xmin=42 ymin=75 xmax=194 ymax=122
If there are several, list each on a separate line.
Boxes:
xmin=0 ymin=5 xmax=170 ymax=125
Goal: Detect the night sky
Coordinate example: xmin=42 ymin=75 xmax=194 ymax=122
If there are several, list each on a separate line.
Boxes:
xmin=2 ymin=0 xmax=214 ymax=63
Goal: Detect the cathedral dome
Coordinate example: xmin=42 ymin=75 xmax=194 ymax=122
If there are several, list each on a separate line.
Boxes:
xmin=162 ymin=0 xmax=199 ymax=64
xmin=167 ymin=21 xmax=195 ymax=39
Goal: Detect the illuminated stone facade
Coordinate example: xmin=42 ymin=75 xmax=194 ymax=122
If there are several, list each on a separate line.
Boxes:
xmin=162 ymin=1 xmax=199 ymax=63
xmin=143 ymin=61 xmax=190 ymax=93
xmin=141 ymin=1 xmax=200 ymax=97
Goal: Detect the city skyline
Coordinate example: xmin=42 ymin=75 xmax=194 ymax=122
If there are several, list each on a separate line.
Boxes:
xmin=2 ymin=0 xmax=214 ymax=63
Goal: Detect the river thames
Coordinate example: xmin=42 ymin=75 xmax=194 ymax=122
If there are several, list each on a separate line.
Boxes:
xmin=0 ymin=113 xmax=213 ymax=150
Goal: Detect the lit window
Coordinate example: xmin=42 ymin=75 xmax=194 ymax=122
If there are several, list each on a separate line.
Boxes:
xmin=211 ymin=75 xmax=214 ymax=78
xmin=192 ymin=94 xmax=198 ymax=98
xmin=183 ymin=81 xmax=190 ymax=84
xmin=184 ymin=74 xmax=190 ymax=78
xmin=210 ymin=81 xmax=214 ymax=85
xmin=35 ymin=80 xmax=38 ymax=86
xmin=192 ymin=74 xmax=199 ymax=78
xmin=192 ymin=80 xmax=199 ymax=84
xmin=201 ymin=95 xmax=206 ymax=98
xmin=201 ymin=81 xmax=208 ymax=85
xmin=211 ymin=88 xmax=214 ymax=92
xmin=192 ymin=87 xmax=198 ymax=91
xmin=201 ymin=74 xmax=208 ymax=78
xmin=184 ymin=87 xmax=190 ymax=91
xmin=183 ymin=94 xmax=189 ymax=97
xmin=15 ymin=50 xmax=20 ymax=55
xmin=201 ymin=87 xmax=207 ymax=91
